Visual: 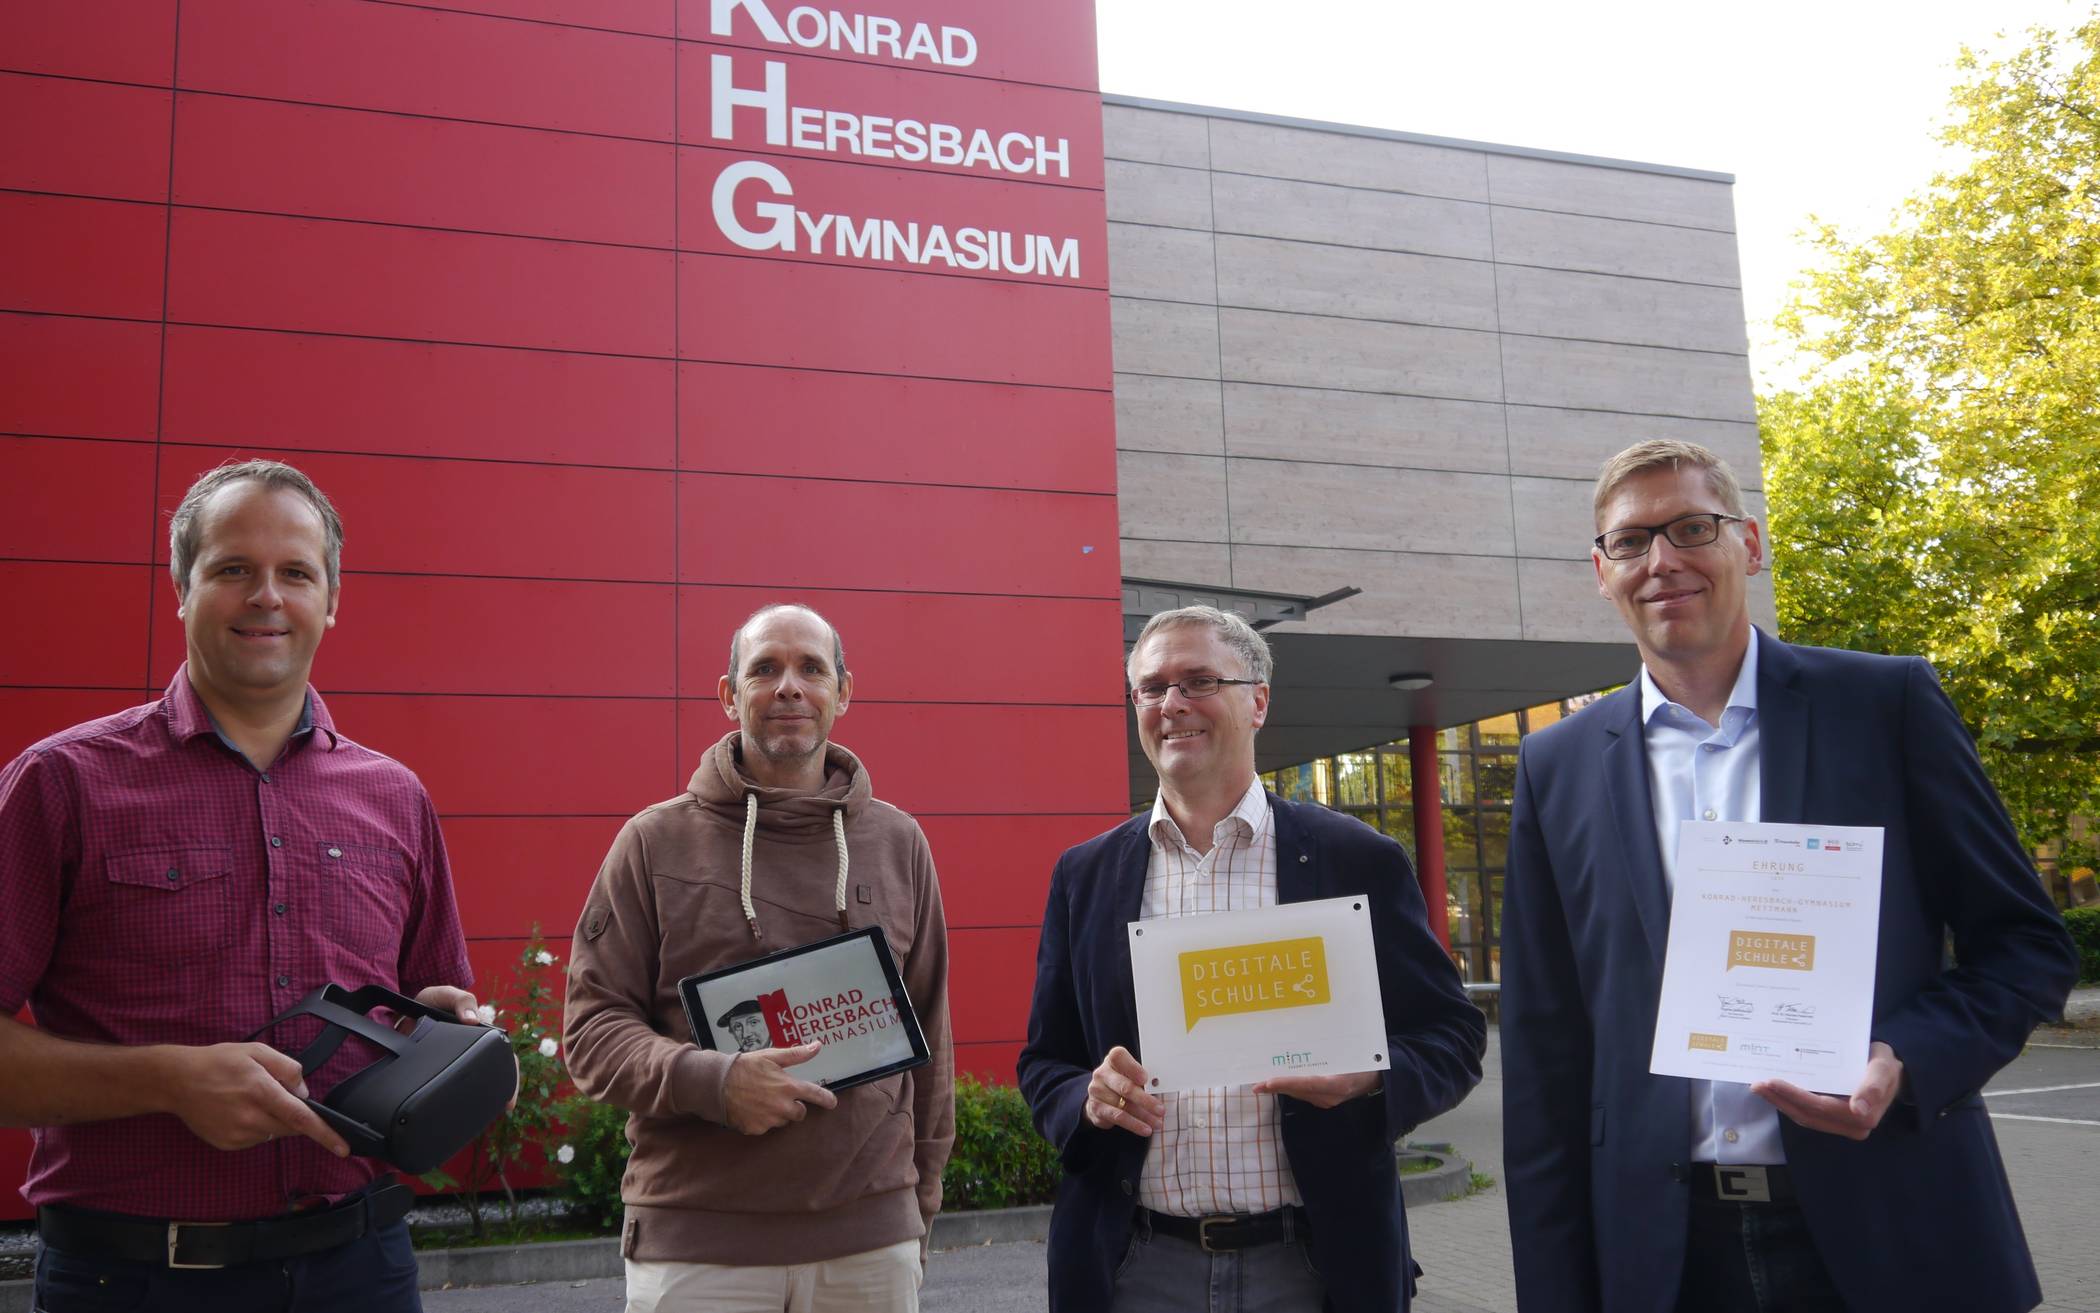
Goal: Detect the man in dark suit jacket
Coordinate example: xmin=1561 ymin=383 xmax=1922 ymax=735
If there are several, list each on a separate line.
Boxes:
xmin=1502 ymin=440 xmax=2078 ymax=1313
xmin=1020 ymin=605 xmax=1484 ymax=1313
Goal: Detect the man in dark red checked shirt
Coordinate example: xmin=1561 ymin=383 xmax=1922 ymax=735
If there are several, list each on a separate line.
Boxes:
xmin=0 ymin=459 xmax=479 ymax=1312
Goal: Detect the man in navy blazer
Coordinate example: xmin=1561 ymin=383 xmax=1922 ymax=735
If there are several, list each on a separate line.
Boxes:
xmin=1501 ymin=440 xmax=2078 ymax=1313
xmin=1020 ymin=605 xmax=1484 ymax=1313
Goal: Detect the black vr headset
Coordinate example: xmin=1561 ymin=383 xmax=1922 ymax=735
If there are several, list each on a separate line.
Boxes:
xmin=255 ymin=984 xmax=517 ymax=1174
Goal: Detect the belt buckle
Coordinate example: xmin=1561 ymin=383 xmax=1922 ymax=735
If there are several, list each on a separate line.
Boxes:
xmin=167 ymin=1221 xmax=230 ymax=1270
xmin=1196 ymin=1216 xmax=1235 ymax=1254
xmin=1714 ymin=1165 xmax=1772 ymax=1203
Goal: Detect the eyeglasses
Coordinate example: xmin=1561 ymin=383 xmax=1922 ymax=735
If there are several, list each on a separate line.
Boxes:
xmin=1593 ymin=512 xmax=1745 ymax=561
xmin=1129 ymin=676 xmax=1261 ymax=707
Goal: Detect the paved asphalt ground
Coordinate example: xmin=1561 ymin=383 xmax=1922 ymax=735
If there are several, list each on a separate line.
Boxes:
xmin=428 ymin=1022 xmax=2100 ymax=1313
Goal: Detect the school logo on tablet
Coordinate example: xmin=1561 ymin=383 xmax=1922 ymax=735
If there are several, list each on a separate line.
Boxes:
xmin=747 ymin=986 xmax=900 ymax=1046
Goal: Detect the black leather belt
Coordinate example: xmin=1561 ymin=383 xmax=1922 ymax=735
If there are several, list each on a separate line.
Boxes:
xmin=38 ymin=1181 xmax=413 ymax=1270
xmin=1142 ymin=1205 xmax=1306 ymax=1252
xmin=1688 ymin=1162 xmax=1797 ymax=1204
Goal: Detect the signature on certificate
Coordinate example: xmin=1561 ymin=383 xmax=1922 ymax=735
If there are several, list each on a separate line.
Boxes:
xmin=1716 ymin=995 xmax=1753 ymax=1019
xmin=1771 ymin=1002 xmax=1818 ymax=1024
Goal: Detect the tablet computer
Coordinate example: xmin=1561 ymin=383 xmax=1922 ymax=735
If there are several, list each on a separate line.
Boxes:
xmin=677 ymin=925 xmax=930 ymax=1092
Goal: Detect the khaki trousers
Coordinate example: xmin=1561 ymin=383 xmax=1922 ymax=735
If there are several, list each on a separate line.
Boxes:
xmin=625 ymin=1238 xmax=921 ymax=1313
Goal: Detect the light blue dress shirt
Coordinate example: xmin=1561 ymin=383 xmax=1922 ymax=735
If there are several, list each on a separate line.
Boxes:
xmin=1640 ymin=635 xmax=1785 ymax=1165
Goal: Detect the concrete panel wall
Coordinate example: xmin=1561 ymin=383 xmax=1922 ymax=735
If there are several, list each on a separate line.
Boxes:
xmin=1222 ymin=385 xmax=1506 ymax=474
xmin=1227 ymin=460 xmax=1516 ymax=555
xmin=1491 ymin=207 xmax=1742 ymax=285
xmin=1104 ymin=100 xmax=1769 ymax=647
xmin=1105 ymin=159 xmax=1213 ymax=230
xmin=1115 ymin=374 xmax=1223 ymax=456
xmin=1210 ymin=173 xmax=1493 ymax=259
xmin=1214 ymin=234 xmax=1499 ymax=329
xmin=1206 ymin=117 xmax=1489 ymax=201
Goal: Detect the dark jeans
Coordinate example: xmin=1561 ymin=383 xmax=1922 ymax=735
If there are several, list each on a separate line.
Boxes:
xmin=33 ymin=1218 xmax=420 ymax=1313
xmin=1109 ymin=1211 xmax=1326 ymax=1313
xmin=1675 ymin=1197 xmax=1847 ymax=1313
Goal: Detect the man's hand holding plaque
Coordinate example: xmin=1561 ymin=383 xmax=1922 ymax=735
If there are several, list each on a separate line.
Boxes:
xmin=1083 ymin=1045 xmax=1163 ymax=1135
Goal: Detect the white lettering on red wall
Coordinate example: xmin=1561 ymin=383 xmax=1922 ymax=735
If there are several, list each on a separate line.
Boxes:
xmin=706 ymin=0 xmax=1082 ymax=281
xmin=714 ymin=0 xmax=979 ymax=66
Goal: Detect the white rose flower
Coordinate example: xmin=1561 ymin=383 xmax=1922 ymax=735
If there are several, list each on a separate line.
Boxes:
xmin=538 ymin=1037 xmax=559 ymax=1058
xmin=535 ymin=950 xmax=555 ymax=966
xmin=557 ymin=1145 xmax=576 ymax=1164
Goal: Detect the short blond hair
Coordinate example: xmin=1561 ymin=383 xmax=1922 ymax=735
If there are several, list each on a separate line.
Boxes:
xmin=1592 ymin=440 xmax=1746 ymax=527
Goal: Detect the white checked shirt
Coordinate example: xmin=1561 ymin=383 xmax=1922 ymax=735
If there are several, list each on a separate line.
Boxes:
xmin=1641 ymin=634 xmax=1786 ymax=1165
xmin=1135 ymin=776 xmax=1302 ymax=1216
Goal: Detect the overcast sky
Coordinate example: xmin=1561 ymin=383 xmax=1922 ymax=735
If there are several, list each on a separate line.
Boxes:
xmin=1094 ymin=0 xmax=2092 ymax=388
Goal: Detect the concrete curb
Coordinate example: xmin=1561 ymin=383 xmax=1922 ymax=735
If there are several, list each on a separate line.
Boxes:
xmin=1399 ymin=1145 xmax=1475 ymax=1207
xmin=418 ymin=1235 xmax=623 ymax=1289
xmin=930 ymin=1203 xmax=1054 ymax=1249
xmin=2060 ymin=986 xmax=2100 ymax=1025
xmin=0 ymin=1152 xmax=1477 ymax=1304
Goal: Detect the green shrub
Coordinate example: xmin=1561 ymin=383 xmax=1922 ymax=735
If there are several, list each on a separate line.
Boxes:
xmin=415 ymin=931 xmax=636 ymax=1237
xmin=941 ymin=1074 xmax=1061 ymax=1211
xmin=2067 ymin=906 xmax=2100 ymax=984
xmin=420 ymin=931 xmax=568 ymax=1237
xmin=552 ymin=1094 xmax=633 ymax=1231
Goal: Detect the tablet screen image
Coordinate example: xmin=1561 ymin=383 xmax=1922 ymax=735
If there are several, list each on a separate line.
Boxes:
xmin=677 ymin=926 xmax=929 ymax=1091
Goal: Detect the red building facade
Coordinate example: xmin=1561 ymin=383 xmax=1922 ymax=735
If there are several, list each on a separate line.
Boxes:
xmin=0 ymin=0 xmax=1124 ymax=1216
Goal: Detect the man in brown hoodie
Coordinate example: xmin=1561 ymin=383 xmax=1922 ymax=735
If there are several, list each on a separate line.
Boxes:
xmin=564 ymin=604 xmax=954 ymax=1313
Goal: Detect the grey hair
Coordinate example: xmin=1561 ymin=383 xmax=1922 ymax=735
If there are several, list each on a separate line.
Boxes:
xmin=1127 ymin=605 xmax=1273 ymax=684
xmin=168 ymin=459 xmax=343 ymax=597
xmin=1593 ymin=439 xmax=1747 ymax=526
xmin=726 ymin=603 xmax=847 ymax=681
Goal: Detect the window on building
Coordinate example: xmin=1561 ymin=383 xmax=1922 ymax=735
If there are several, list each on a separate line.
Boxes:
xmin=1261 ymin=697 xmax=1583 ymax=982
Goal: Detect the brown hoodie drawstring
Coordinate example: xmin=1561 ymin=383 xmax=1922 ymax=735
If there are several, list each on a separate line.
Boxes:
xmin=738 ymin=792 xmax=852 ymax=940
xmin=830 ymin=809 xmax=850 ymax=931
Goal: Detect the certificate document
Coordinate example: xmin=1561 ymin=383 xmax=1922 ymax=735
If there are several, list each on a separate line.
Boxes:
xmin=1128 ymin=895 xmax=1390 ymax=1093
xmin=1650 ymin=821 xmax=1883 ymax=1093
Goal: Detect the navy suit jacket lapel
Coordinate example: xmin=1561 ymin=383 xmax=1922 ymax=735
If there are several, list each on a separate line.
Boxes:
xmin=1755 ymin=629 xmax=1810 ymax=825
xmin=1271 ymin=794 xmax=1317 ymax=903
xmin=1600 ymin=682 xmax=1672 ymax=970
xmin=1107 ymin=819 xmax=1152 ymax=1044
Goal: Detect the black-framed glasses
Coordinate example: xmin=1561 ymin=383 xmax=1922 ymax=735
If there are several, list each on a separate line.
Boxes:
xmin=1593 ymin=512 xmax=1745 ymax=561
xmin=1130 ymin=676 xmax=1261 ymax=706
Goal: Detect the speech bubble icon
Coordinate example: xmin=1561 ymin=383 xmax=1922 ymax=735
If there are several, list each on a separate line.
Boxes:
xmin=1178 ymin=936 xmax=1330 ymax=1031
xmin=1726 ymin=930 xmax=1816 ymax=972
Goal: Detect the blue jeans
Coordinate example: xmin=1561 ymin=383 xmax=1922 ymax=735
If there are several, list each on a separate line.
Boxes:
xmin=1109 ymin=1212 xmax=1326 ymax=1313
xmin=1675 ymin=1198 xmax=1847 ymax=1313
xmin=33 ymin=1217 xmax=421 ymax=1313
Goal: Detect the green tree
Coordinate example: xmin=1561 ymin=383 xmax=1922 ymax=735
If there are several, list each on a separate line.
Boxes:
xmin=1762 ymin=17 xmax=2100 ymax=870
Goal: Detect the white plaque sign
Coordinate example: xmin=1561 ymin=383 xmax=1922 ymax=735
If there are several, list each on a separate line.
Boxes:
xmin=1128 ymin=895 xmax=1391 ymax=1093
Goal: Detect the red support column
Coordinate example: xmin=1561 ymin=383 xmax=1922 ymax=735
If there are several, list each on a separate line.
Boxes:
xmin=1408 ymin=726 xmax=1450 ymax=952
